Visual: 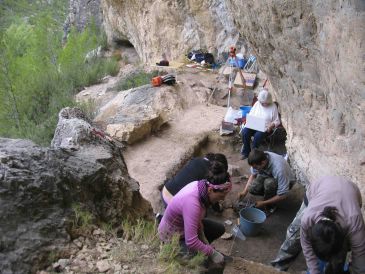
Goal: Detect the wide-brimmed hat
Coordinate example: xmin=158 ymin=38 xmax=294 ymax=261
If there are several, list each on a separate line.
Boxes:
xmin=258 ymin=89 xmax=273 ymax=104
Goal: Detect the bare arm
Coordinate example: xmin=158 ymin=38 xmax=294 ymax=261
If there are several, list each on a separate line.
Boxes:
xmin=255 ymin=194 xmax=287 ymax=208
xmin=238 ymin=174 xmax=256 ymax=199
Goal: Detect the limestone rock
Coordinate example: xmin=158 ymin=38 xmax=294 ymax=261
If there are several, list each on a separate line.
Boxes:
xmin=93 ymin=84 xmax=174 ymax=144
xmin=68 ymin=0 xmax=364 ymax=202
xmin=78 ymin=70 xmax=225 ymax=145
xmin=98 ymin=0 xmax=365 ymax=196
xmin=228 ymin=164 xmax=241 ymax=177
xmin=101 ymin=0 xmax=239 ymax=62
xmin=0 ymin=107 xmax=152 ymax=273
xmin=96 ymin=260 xmax=111 ymax=272
xmin=63 ymin=0 xmax=102 ymax=43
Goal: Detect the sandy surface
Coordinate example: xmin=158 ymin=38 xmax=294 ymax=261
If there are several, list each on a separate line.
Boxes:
xmin=123 ymin=104 xmax=227 ymax=212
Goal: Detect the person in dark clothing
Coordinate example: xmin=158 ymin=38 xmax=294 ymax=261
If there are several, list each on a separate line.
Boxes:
xmin=161 ymin=153 xmax=228 ymax=206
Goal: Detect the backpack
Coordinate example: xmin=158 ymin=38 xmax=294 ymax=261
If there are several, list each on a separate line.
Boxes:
xmin=204 ymin=53 xmax=214 ymax=64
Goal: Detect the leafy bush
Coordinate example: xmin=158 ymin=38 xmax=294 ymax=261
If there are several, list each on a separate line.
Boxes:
xmin=77 ymin=99 xmax=97 ymax=121
xmin=0 ymin=7 xmax=119 ymax=146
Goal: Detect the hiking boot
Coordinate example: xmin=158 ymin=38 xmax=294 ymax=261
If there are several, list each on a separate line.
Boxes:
xmin=271 ymin=261 xmax=289 ymax=272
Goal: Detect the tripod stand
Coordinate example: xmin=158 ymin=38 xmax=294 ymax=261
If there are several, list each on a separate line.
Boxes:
xmin=226 ymin=47 xmax=246 ymax=107
xmin=207 ymin=46 xmax=246 ymax=107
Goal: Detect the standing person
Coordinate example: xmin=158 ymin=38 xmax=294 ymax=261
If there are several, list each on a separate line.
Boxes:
xmin=158 ymin=163 xmax=231 ymax=264
xmin=238 ymin=149 xmax=295 ymax=213
xmin=300 ymin=176 xmax=365 ymax=274
xmin=240 ymin=88 xmax=280 ymax=160
xmin=161 ymin=153 xmax=228 ymax=205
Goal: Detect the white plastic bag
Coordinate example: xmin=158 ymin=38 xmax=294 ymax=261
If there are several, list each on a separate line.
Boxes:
xmin=224 ymin=107 xmax=241 ymax=124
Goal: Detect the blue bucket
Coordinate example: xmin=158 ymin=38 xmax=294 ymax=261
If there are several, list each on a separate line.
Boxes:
xmin=240 ymin=106 xmax=252 ymax=118
xmin=239 ymin=207 xmax=266 ymax=236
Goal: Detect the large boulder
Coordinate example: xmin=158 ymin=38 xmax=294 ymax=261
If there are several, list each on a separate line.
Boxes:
xmin=78 ymin=70 xmax=227 ymax=145
xmin=94 ymin=84 xmax=175 ymax=144
xmin=0 ymin=107 xmax=152 ymax=274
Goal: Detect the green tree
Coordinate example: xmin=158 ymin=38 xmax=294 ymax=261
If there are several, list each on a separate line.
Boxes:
xmin=0 ymin=8 xmax=118 ymax=145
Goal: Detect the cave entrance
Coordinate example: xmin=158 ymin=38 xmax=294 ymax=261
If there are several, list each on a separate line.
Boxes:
xmin=111 ymin=38 xmax=140 ymax=65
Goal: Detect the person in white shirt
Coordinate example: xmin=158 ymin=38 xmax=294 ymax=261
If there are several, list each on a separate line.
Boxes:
xmin=240 ymin=89 xmax=280 ymax=160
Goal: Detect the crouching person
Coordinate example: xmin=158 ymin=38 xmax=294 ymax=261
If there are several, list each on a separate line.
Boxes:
xmin=158 ymin=169 xmax=231 ymax=265
xmin=301 ymin=176 xmax=365 ymax=274
xmin=238 ymin=149 xmax=295 ymax=213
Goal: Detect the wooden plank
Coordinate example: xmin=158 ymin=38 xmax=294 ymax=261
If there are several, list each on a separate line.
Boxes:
xmin=234 ymin=70 xmax=256 ymax=88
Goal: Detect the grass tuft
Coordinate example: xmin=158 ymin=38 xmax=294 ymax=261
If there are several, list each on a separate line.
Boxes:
xmin=71 ymin=204 xmax=93 ymax=233
xmin=110 ymin=70 xmax=160 ymax=92
xmin=112 ymin=218 xmax=206 ymax=273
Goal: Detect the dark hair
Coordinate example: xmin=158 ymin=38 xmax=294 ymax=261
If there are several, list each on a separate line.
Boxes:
xmin=310 ymin=207 xmax=345 ymax=261
xmin=207 ymin=161 xmax=229 ymax=186
xmin=214 ymin=153 xmax=228 ymax=171
xmin=205 ymin=153 xmax=216 ymax=161
xmin=247 ymin=149 xmax=267 ymax=166
xmin=205 ymin=153 xmax=228 ymax=171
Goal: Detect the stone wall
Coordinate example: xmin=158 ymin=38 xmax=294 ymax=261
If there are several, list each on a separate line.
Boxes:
xmin=226 ymin=0 xmax=365 ymax=189
xmin=100 ymin=0 xmax=365 ymax=198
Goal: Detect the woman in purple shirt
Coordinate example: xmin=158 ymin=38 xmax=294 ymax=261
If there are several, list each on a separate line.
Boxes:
xmin=300 ymin=176 xmax=365 ymax=274
xmin=158 ymin=161 xmax=231 ymax=264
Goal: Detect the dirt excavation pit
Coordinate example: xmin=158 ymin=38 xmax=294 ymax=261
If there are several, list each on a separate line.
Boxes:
xmin=192 ymin=132 xmax=307 ymax=274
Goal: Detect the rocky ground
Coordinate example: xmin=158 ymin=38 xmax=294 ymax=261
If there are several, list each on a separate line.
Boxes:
xmin=40 ymin=47 xmax=308 ymax=274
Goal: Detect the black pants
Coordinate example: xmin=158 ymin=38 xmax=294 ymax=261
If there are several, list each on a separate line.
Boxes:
xmin=202 ymin=218 xmax=225 ymax=243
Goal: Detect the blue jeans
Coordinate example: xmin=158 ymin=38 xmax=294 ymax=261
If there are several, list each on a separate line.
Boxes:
xmin=241 ymin=127 xmax=268 ymax=157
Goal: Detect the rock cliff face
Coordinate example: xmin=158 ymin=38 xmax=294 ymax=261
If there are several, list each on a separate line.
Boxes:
xmin=63 ymin=0 xmax=102 ymax=43
xmin=0 ymin=108 xmax=151 ymax=274
xmin=101 ymin=0 xmax=239 ymax=61
xmin=100 ymin=0 xmax=365 ymax=195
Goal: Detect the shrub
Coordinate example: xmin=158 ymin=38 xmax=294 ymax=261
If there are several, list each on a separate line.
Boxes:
xmin=112 ymin=70 xmax=160 ymax=92
xmin=0 ymin=7 xmax=120 ymax=146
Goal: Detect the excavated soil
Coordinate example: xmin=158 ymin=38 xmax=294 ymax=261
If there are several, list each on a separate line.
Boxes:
xmin=198 ymin=135 xmax=307 ymax=273
xmin=121 ymin=70 xmax=308 ymax=272
xmin=75 ymin=46 xmax=308 ymax=273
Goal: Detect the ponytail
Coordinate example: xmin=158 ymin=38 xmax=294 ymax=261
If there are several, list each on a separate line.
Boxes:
xmin=321 ymin=206 xmax=338 ymax=221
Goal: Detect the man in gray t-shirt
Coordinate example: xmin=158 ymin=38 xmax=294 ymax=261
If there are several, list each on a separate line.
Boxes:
xmin=238 ymin=149 xmax=295 ymax=210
